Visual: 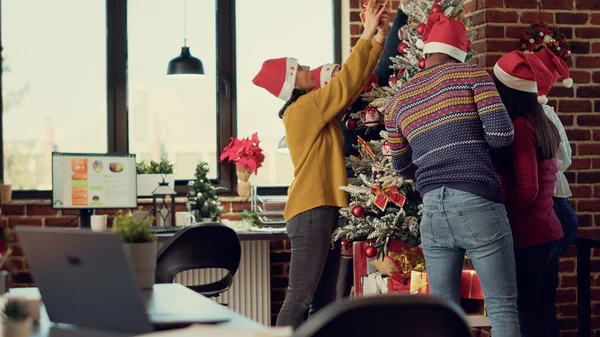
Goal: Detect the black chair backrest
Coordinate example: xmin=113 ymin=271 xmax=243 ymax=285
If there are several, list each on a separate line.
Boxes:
xmin=155 ymin=223 xmax=241 ymax=284
xmin=292 ymin=295 xmax=472 ymax=337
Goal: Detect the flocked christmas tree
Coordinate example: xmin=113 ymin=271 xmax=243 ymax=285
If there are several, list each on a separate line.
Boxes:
xmin=332 ymin=0 xmax=476 ymax=259
xmin=187 ymin=162 xmax=224 ymax=221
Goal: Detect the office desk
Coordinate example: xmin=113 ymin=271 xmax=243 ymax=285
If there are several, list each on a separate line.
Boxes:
xmin=156 ymin=229 xmax=289 ymax=326
xmin=573 ymin=232 xmax=600 ymax=337
xmin=6 ymin=284 xmax=264 ymax=337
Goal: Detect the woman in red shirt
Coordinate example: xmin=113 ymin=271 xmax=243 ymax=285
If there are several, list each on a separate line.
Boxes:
xmin=492 ymin=51 xmax=564 ymax=337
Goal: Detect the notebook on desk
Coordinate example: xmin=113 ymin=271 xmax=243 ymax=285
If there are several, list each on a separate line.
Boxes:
xmin=16 ymin=227 xmax=230 ymax=334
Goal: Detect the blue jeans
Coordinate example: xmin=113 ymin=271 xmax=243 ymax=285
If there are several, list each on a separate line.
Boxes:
xmin=420 ymin=187 xmax=521 ymax=337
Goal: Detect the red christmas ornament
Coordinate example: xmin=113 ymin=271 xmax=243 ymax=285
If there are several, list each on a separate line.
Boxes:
xmin=360 ymin=107 xmax=380 ymax=128
xmin=431 ymin=4 xmax=444 ymax=13
xmin=345 ymin=119 xmax=358 ymax=131
xmin=364 ymin=84 xmax=373 ymax=93
xmin=382 ymin=140 xmax=392 ymax=157
xmin=416 ymin=23 xmax=426 ymax=36
xmin=419 ymin=58 xmax=426 ymax=69
xmin=398 ymin=42 xmax=408 ymax=54
xmin=341 ymin=240 xmax=353 ymax=258
xmin=389 ymin=76 xmax=399 ymax=84
xmin=365 ymin=246 xmax=378 ymax=258
xmin=398 ymin=68 xmax=405 ymax=75
xmin=352 ymin=205 xmax=365 ymax=218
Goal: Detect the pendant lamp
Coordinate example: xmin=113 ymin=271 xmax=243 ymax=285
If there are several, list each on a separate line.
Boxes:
xmin=167 ymin=0 xmax=204 ymax=76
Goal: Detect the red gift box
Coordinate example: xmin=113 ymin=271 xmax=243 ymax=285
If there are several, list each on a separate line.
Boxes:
xmin=409 ymin=269 xmax=484 ymax=300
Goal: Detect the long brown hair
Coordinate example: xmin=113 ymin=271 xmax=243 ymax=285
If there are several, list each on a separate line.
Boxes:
xmin=493 ymin=75 xmax=560 ymax=160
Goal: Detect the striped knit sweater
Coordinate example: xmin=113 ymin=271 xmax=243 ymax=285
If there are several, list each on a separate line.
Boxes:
xmin=384 ymin=62 xmax=514 ymax=203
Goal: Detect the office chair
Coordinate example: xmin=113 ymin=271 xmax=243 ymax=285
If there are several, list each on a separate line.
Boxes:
xmin=155 ymin=223 xmax=241 ymax=298
xmin=293 ymin=295 xmax=473 ymax=337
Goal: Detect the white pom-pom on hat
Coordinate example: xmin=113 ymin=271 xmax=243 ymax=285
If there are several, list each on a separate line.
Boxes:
xmin=537 ymin=95 xmax=549 ymax=105
xmin=562 ymin=78 xmax=573 ymax=88
xmin=416 ymin=39 xmax=424 ymax=49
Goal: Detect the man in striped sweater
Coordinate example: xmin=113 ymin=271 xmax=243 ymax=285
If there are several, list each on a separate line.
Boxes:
xmin=384 ymin=13 xmax=521 ymax=337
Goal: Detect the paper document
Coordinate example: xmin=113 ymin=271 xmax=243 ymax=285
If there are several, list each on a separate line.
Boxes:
xmin=135 ymin=325 xmax=293 ymax=337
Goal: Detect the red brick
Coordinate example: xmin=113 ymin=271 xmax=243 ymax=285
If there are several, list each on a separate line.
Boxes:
xmin=576 ymin=57 xmax=600 ymax=69
xmin=520 ymin=11 xmax=554 ymax=24
xmin=480 ymin=25 xmax=504 ymax=39
xmin=541 ymin=0 xmax=574 ymax=9
xmin=570 ymin=157 xmax=590 ymax=169
xmin=1 ymin=205 xmax=25 ymax=216
xmin=593 ymin=42 xmax=600 ymax=54
xmin=593 ymin=158 xmax=600 ymax=168
xmin=563 ymin=246 xmax=577 ymax=258
xmin=45 ymin=217 xmax=79 ymax=227
xmin=555 ymin=289 xmax=576 ymax=303
xmin=579 ymin=171 xmax=600 ymax=184
xmin=559 ymin=114 xmax=574 ymax=126
xmin=472 ymin=40 xmax=486 ymax=54
xmin=505 ymin=25 xmax=530 ymax=39
xmin=570 ymin=185 xmax=592 ymax=198
xmin=485 ymin=54 xmax=502 ymax=67
xmin=578 ymin=115 xmax=600 ymax=126
xmin=479 ymin=0 xmax=504 ymax=7
xmin=219 ymin=213 xmax=241 ymax=221
xmin=504 ymin=0 xmax=536 ymax=7
xmin=558 ymin=318 xmax=578 ymax=331
xmin=593 ymin=72 xmax=600 ymax=84
xmin=566 ymin=129 xmax=591 ymax=140
xmin=486 ymin=40 xmax=518 ymax=53
xmin=464 ymin=0 xmax=477 ymax=12
xmin=485 ymin=10 xmax=519 ymax=23
xmin=231 ymin=202 xmax=251 ymax=212
xmin=96 ymin=209 xmax=119 ymax=215
xmin=564 ymin=171 xmax=576 ymax=184
xmin=8 ymin=217 xmax=43 ymax=228
xmin=592 ymin=14 xmax=600 ymax=25
xmin=350 ymin=24 xmax=361 ymax=35
xmin=26 ymin=205 xmax=57 ymax=216
xmin=579 ymin=214 xmax=593 ymax=227
xmin=576 ymin=28 xmax=600 ymax=39
xmin=571 ymin=41 xmax=591 ymax=55
xmin=558 ymin=304 xmax=578 ymax=316
xmin=549 ymin=87 xmax=574 ymax=97
xmin=579 ymin=143 xmax=600 ymax=155
xmin=578 ymin=200 xmax=600 ymax=212
xmin=596 ymin=100 xmax=600 ymax=113
xmin=568 ymin=71 xmax=590 ymax=84
xmin=577 ymin=0 xmax=600 ymax=10
xmin=595 ymin=185 xmax=600 ymax=198
xmin=556 ymin=12 xmax=589 ymax=25
xmin=559 ymin=259 xmax=575 ymax=273
xmin=8 ymin=257 xmax=26 ymax=271
xmin=560 ymin=100 xmax=592 ymax=113
xmin=594 ymin=131 xmax=600 ymax=141
xmin=470 ymin=12 xmax=485 ymax=26
xmin=558 ymin=27 xmax=573 ymax=39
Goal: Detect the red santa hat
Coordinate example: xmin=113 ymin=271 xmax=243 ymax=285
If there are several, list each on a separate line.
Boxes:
xmin=493 ymin=50 xmax=554 ymax=104
xmin=532 ymin=47 xmax=573 ymax=104
xmin=252 ymin=57 xmax=299 ymax=101
xmin=421 ymin=13 xmax=471 ymax=63
xmin=311 ymin=63 xmax=340 ymax=90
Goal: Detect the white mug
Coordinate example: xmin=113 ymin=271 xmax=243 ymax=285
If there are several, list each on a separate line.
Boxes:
xmin=176 ymin=212 xmax=195 ymax=226
xmin=90 ymin=215 xmax=107 ymax=232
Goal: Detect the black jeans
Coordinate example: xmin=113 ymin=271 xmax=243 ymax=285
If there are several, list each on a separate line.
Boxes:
xmin=541 ymin=197 xmax=579 ymax=337
xmin=514 ymin=239 xmax=562 ymax=337
xmin=276 ymin=206 xmax=341 ymax=329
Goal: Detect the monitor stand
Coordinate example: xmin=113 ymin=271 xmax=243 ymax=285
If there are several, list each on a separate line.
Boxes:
xmin=79 ymin=209 xmax=93 ymax=228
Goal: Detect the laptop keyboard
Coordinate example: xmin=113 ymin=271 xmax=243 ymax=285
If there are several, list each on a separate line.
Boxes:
xmin=150 ymin=226 xmax=186 ymax=234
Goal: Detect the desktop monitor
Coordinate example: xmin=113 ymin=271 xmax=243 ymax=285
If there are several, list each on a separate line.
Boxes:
xmin=52 ymin=152 xmax=138 ymax=228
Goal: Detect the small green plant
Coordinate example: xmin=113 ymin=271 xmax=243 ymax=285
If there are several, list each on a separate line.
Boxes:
xmin=240 ymin=210 xmax=262 ymax=228
xmin=112 ymin=211 xmax=156 ymax=243
xmin=188 ymin=162 xmax=224 ymax=221
xmin=2 ymin=299 xmax=29 ymax=321
xmin=136 ymin=158 xmax=175 ymax=175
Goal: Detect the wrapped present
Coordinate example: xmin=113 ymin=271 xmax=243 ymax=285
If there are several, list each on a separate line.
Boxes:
xmin=409 ymin=269 xmax=484 ymax=300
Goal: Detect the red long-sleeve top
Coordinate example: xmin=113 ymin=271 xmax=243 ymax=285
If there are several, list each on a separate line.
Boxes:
xmin=496 ymin=117 xmax=564 ymax=248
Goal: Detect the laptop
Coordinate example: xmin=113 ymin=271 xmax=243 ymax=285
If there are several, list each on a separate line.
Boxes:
xmin=16 ymin=227 xmax=230 ymax=334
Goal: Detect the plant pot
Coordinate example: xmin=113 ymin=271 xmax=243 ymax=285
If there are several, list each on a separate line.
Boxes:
xmin=0 ymin=184 xmax=12 ymax=202
xmin=123 ymin=241 xmax=157 ymax=289
xmin=2 ymin=318 xmax=32 ymax=337
xmin=235 ymin=164 xmax=252 ymax=198
xmin=137 ymin=174 xmax=174 ymax=197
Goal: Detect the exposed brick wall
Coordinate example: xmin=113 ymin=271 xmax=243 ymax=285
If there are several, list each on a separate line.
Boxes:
xmin=348 ymin=0 xmax=600 ymax=335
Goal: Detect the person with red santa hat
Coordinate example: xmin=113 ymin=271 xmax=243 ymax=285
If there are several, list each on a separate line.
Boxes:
xmin=311 ymin=64 xmax=341 ymax=91
xmin=252 ymin=2 xmax=390 ymax=329
xmin=385 ymin=12 xmax=520 ymax=337
xmin=493 ymin=50 xmax=565 ymax=337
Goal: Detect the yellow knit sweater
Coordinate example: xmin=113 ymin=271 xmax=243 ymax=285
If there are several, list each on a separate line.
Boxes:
xmin=283 ymin=38 xmax=384 ymax=221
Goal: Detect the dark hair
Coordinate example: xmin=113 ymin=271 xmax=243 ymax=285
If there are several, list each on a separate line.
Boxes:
xmin=492 ymin=75 xmax=560 ymax=160
xmin=278 ymin=89 xmax=306 ymax=119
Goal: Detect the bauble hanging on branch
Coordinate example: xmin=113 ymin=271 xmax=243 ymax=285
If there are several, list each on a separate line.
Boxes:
xmin=365 ymin=245 xmax=378 ymax=259
xmin=418 ymin=59 xmax=426 ymax=69
xmin=398 ymin=42 xmax=409 ymax=54
xmin=345 ymin=119 xmax=358 ymax=131
xmin=416 ymin=23 xmax=426 ymax=36
xmin=431 ymin=3 xmax=444 ymax=13
xmin=352 ymin=205 xmax=366 ymax=218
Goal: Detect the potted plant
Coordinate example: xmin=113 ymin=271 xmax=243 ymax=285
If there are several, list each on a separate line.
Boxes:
xmin=187 ymin=162 xmax=224 ymax=222
xmin=136 ymin=158 xmax=175 ymax=197
xmin=219 ymin=133 xmax=265 ymax=198
xmin=112 ymin=211 xmax=157 ymax=289
xmin=2 ymin=299 xmax=32 ymax=337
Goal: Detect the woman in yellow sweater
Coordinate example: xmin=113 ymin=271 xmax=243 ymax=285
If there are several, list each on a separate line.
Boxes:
xmin=252 ymin=3 xmax=389 ymax=329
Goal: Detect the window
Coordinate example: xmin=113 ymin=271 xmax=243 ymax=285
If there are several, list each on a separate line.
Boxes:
xmin=1 ymin=0 xmax=107 ymax=190
xmin=235 ymin=0 xmax=335 ymax=187
xmin=128 ymin=0 xmax=218 ymax=180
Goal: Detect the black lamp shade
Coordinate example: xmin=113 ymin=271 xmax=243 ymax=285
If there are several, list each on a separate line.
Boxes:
xmin=167 ymin=46 xmax=204 ymax=75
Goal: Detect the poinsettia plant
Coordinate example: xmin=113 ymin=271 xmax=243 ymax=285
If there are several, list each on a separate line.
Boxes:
xmin=219 ymin=133 xmax=265 ymax=174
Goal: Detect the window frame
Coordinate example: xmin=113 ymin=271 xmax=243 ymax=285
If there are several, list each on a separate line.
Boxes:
xmin=0 ymin=0 xmax=341 ymax=199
